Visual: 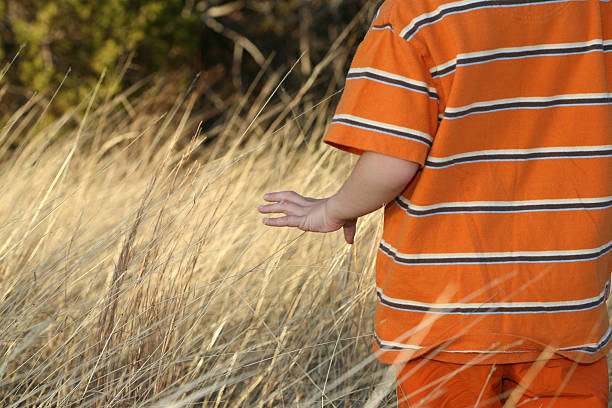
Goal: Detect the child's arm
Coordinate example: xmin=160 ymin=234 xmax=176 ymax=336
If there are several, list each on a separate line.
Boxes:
xmin=258 ymin=151 xmax=419 ymax=244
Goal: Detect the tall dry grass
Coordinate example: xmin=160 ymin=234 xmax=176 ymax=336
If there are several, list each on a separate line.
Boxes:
xmin=0 ymin=6 xmax=405 ymax=406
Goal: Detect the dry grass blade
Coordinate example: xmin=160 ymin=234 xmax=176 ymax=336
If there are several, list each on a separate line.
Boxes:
xmin=503 ymin=347 xmax=555 ymax=408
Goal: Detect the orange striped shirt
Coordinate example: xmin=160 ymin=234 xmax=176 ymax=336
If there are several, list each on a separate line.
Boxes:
xmin=324 ymin=0 xmax=612 ymax=365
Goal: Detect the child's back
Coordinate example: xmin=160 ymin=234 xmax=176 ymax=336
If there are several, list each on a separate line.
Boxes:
xmin=325 ymin=0 xmax=612 ymax=366
xmin=262 ymin=0 xmax=612 ymax=405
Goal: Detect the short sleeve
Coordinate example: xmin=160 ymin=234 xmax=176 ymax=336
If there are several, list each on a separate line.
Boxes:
xmin=323 ymin=3 xmax=440 ymax=168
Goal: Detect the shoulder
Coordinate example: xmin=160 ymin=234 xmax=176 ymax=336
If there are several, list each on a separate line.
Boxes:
xmin=373 ymin=0 xmax=454 ymax=34
xmin=369 ymin=0 xmax=444 ymax=62
xmin=374 ymin=0 xmax=464 ymax=34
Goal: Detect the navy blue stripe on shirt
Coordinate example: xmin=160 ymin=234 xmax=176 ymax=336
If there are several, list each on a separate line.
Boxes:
xmin=425 ymin=146 xmax=612 ymax=169
xmin=400 ymin=0 xmax=583 ymax=42
xmin=443 ymin=94 xmax=612 ymax=120
xmin=393 ymin=196 xmax=612 ymax=217
xmin=376 ymin=282 xmax=609 ymax=315
xmin=347 ymin=68 xmax=439 ymax=99
xmin=431 ymin=40 xmax=612 ymax=78
xmin=379 ymin=239 xmax=612 ymax=265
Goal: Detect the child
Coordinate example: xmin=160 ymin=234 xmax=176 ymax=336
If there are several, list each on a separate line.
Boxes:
xmin=259 ymin=0 xmax=612 ymax=406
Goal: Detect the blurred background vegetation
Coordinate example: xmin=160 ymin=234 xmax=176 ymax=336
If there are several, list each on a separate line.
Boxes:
xmin=0 ymin=0 xmax=373 ymax=124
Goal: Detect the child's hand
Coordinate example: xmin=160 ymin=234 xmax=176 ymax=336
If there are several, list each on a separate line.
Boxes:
xmin=258 ymin=191 xmax=357 ymax=244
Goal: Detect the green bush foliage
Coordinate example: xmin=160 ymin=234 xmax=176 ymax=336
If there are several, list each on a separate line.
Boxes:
xmin=1 ymin=0 xmax=200 ymax=111
xmin=0 ymin=0 xmax=369 ymax=114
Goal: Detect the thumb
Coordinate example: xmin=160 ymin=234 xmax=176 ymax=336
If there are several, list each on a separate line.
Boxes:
xmin=343 ymin=220 xmax=357 ymax=244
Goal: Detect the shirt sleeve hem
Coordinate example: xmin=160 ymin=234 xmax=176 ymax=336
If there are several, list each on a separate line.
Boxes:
xmin=324 ymin=128 xmax=430 ymax=169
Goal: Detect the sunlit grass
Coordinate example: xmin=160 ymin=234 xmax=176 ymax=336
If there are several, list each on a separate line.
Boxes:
xmin=0 ymin=12 xmax=402 ymax=405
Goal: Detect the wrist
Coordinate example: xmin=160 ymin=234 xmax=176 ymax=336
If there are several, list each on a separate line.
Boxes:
xmin=325 ymin=194 xmax=351 ymax=222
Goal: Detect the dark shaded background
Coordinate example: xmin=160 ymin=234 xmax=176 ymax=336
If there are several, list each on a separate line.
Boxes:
xmin=0 ymin=0 xmax=374 ymax=119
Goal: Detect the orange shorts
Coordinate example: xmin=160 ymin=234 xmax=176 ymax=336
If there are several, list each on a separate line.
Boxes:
xmin=396 ymin=357 xmax=609 ymax=407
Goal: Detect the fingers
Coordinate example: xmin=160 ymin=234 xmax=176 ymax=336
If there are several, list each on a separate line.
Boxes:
xmin=263 ymin=191 xmax=309 ymax=205
xmin=258 ymin=201 xmax=301 ymax=216
xmin=262 ymin=215 xmax=303 ymax=228
xmin=262 ymin=212 xmax=357 ymax=242
xmin=343 ymin=220 xmax=357 ymax=244
xmin=260 ymin=192 xmax=308 ymax=230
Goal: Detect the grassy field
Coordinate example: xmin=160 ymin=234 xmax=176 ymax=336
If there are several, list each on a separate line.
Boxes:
xmin=1 ymin=20 xmax=611 ymax=408
xmin=0 ymin=28 xmax=410 ymax=405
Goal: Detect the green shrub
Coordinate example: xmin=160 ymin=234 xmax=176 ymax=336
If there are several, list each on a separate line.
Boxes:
xmin=1 ymin=0 xmax=200 ymax=110
xmin=0 ymin=0 xmax=370 ymax=118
